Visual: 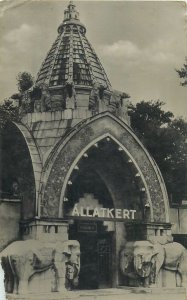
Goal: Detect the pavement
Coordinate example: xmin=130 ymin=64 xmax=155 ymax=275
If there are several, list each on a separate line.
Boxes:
xmin=6 ymin=287 xmax=187 ymax=300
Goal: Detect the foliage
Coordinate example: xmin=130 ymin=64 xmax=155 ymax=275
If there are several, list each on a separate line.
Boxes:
xmin=176 ymin=57 xmax=187 ymax=86
xmin=129 ymin=100 xmax=187 ymax=205
xmin=16 ymin=72 xmax=34 ymax=93
xmin=0 ymin=99 xmax=20 ymax=129
xmin=0 ymin=71 xmax=34 ymax=127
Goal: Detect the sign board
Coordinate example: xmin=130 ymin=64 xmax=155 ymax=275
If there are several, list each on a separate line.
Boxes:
xmin=78 ymin=222 xmax=97 ymax=233
xmin=71 ymin=205 xmax=136 ymax=220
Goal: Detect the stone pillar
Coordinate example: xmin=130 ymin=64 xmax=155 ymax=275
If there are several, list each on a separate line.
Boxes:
xmin=20 ymin=219 xmax=69 ymax=243
xmin=125 ymin=222 xmax=172 ymax=243
xmin=0 ymin=199 xmax=21 ymax=252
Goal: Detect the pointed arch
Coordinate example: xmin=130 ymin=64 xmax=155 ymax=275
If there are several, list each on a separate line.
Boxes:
xmin=13 ymin=122 xmax=42 ymax=215
xmin=58 ymin=133 xmax=153 ymax=219
xmin=41 ymin=112 xmax=169 ymax=222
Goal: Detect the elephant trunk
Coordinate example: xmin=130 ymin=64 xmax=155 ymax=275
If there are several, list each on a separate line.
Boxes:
xmin=134 ymin=255 xmax=152 ymax=278
xmin=18 ymin=280 xmax=28 ymax=294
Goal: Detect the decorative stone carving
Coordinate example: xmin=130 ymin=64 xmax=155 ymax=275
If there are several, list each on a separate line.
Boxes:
xmin=66 ymin=262 xmax=78 ymax=290
xmin=120 ymin=242 xmax=141 ymax=286
xmin=63 ymin=80 xmax=77 ymax=109
xmin=133 ymin=241 xmax=164 ymax=286
xmin=34 ymin=100 xmax=41 ymax=112
xmin=11 ymin=180 xmax=20 ymax=198
xmin=120 ymin=240 xmax=187 ymax=288
xmin=11 ymin=85 xmax=44 ymax=114
xmin=109 ymin=89 xmax=120 ymax=113
xmin=89 ymin=81 xmax=107 ymax=114
xmin=118 ymin=94 xmax=130 ymax=120
xmin=0 ymin=239 xmax=80 ymax=294
xmin=40 ymin=84 xmax=51 ymax=112
xmin=110 ymin=90 xmax=130 ymax=120
xmin=51 ymin=94 xmax=64 ymax=111
xmin=42 ymin=115 xmax=168 ymax=221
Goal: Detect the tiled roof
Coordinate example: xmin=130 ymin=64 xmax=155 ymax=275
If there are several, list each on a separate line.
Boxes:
xmin=36 ymin=1 xmax=111 ymax=90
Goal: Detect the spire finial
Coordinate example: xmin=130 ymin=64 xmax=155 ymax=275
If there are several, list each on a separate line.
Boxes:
xmin=58 ymin=1 xmax=86 ymax=34
xmin=63 ymin=0 xmax=80 ymax=22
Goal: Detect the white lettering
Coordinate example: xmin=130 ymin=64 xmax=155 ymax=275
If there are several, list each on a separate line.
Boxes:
xmin=80 ymin=207 xmax=87 ymax=217
xmin=93 ymin=208 xmax=100 ymax=217
xmin=72 ymin=205 xmax=79 ymax=216
xmin=72 ymin=206 xmax=136 ymax=220
xmin=130 ymin=210 xmax=136 ymax=219
xmin=86 ymin=207 xmax=92 ymax=217
xmin=123 ymin=209 xmax=130 ymax=219
xmin=115 ymin=209 xmax=122 ymax=218
xmin=100 ymin=208 xmax=107 ymax=218
xmin=107 ymin=208 xmax=114 ymax=218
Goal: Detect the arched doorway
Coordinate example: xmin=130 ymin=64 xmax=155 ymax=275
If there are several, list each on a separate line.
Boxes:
xmin=41 ymin=113 xmax=170 ymax=289
xmin=41 ymin=113 xmax=169 ymax=222
xmin=0 ymin=122 xmax=36 ymax=219
xmin=63 ymin=137 xmax=145 ymax=289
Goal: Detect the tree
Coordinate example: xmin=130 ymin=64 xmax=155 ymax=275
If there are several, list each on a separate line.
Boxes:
xmin=176 ymin=57 xmax=187 ymax=86
xmin=0 ymin=71 xmax=34 ymax=128
xmin=0 ymin=99 xmax=19 ymax=129
xmin=129 ymin=100 xmax=187 ymax=205
xmin=16 ymin=72 xmax=34 ymax=93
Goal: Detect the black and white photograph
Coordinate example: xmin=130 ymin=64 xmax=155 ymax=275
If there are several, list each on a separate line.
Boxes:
xmin=0 ymin=1 xmax=187 ymax=299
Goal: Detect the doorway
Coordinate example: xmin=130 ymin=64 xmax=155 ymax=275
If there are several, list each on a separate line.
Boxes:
xmin=69 ymin=221 xmax=113 ymax=289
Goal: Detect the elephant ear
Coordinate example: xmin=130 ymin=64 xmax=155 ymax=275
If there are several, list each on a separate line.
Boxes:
xmin=32 ymin=248 xmax=45 ymax=268
xmin=62 ymin=246 xmax=71 ymax=262
xmin=32 ymin=253 xmax=42 ymax=268
xmin=152 ymin=243 xmax=165 ymax=266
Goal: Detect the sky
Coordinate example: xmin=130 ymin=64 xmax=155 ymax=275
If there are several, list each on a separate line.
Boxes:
xmin=0 ymin=0 xmax=187 ymax=118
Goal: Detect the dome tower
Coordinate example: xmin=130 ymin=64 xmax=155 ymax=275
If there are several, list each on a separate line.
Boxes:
xmin=15 ymin=1 xmax=130 ymax=119
xmin=36 ymin=1 xmax=111 ymax=91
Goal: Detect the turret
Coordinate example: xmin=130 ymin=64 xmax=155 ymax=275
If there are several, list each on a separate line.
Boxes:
xmin=15 ymin=1 xmax=130 ymax=126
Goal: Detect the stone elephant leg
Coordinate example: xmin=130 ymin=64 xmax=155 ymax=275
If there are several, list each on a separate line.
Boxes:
xmin=178 ymin=269 xmax=187 ymax=287
xmin=163 ymin=242 xmax=187 ymax=287
xmin=9 ymin=257 xmax=19 ymax=294
xmin=177 ymin=251 xmax=187 ymax=287
xmin=175 ymin=272 xmax=182 ymax=287
xmin=150 ymin=244 xmax=165 ymax=286
xmin=1 ymin=256 xmax=15 ymax=293
xmin=11 ymin=251 xmax=36 ymax=294
xmin=54 ymin=251 xmax=67 ymax=293
xmin=64 ymin=241 xmax=80 ymax=290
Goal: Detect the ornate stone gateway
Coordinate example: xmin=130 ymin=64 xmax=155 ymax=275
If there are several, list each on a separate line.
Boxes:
xmin=1 ymin=1 xmax=186 ymax=299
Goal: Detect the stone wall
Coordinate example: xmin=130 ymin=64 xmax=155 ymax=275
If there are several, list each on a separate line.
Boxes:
xmin=21 ymin=220 xmax=68 ymax=243
xmin=0 ymin=199 xmax=21 ymax=251
xmin=21 ymin=109 xmax=92 ymax=162
xmin=170 ymin=207 xmax=187 ymax=234
xmin=21 ymin=107 xmax=130 ymax=163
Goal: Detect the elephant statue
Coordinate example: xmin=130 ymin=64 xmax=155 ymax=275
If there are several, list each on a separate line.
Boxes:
xmin=120 ymin=241 xmax=156 ymax=286
xmin=120 ymin=242 xmax=142 ymax=287
xmin=162 ymin=242 xmax=187 ymax=287
xmin=0 ymin=239 xmax=80 ymax=294
xmin=120 ymin=240 xmax=187 ymax=287
xmin=120 ymin=242 xmax=137 ymax=278
xmin=133 ymin=241 xmax=164 ymax=287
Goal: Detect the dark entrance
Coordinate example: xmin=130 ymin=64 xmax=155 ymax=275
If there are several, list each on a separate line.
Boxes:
xmin=65 ymin=137 xmax=144 ymax=289
xmin=69 ymin=221 xmax=113 ymax=289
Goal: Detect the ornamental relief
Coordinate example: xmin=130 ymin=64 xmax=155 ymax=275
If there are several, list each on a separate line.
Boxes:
xmin=119 ymin=133 xmax=165 ymax=222
xmin=42 ymin=116 xmax=167 ymax=222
